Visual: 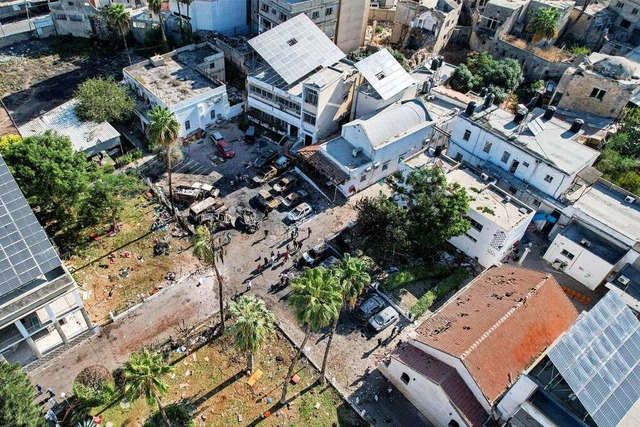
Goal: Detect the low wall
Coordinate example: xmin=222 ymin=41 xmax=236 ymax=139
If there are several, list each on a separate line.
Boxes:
xmin=0 ymin=30 xmax=34 ymax=48
xmin=227 ymin=102 xmax=244 ymax=119
xmin=493 ymin=38 xmax=572 ymax=81
xmin=368 ymin=7 xmax=395 ymax=22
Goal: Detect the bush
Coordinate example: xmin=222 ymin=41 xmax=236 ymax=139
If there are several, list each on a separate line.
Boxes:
xmin=75 ymin=77 xmax=135 ymax=123
xmin=375 ymin=25 xmax=384 ymax=34
xmin=115 ymin=153 xmax=134 ymax=168
xmin=383 ymin=264 xmax=453 ymax=290
xmin=73 ymin=365 xmax=115 ymax=407
xmin=132 ymin=148 xmax=143 ymax=160
xmin=144 ymin=404 xmax=194 ymax=427
xmin=410 ymin=269 xmax=469 ymax=317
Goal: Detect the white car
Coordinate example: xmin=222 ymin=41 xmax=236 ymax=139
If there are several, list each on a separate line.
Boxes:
xmin=212 ymin=131 xmax=224 ymax=141
xmin=286 ymin=203 xmax=312 ymax=223
xmin=368 ymin=306 xmax=399 ymax=333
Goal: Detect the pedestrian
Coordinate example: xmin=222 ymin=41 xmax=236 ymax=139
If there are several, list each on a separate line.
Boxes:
xmin=35 ymin=384 xmax=43 ymax=396
xmin=391 ymin=326 xmax=398 ymax=337
xmin=257 ymin=263 xmax=262 ymax=274
xmin=294 ymin=226 xmax=299 ymax=237
xmin=279 ymin=272 xmax=285 ymax=285
xmin=47 ymin=388 xmax=55 ymax=398
xmin=291 ymin=230 xmax=295 ymax=240
xmin=246 ymin=280 xmax=252 ymax=291
xmin=276 ymin=250 xmax=281 ymax=260
xmin=286 ymin=243 xmax=290 ymax=252
xmin=263 ymin=257 xmax=268 ymax=266
xmin=271 ymin=253 xmax=275 ymax=265
xmin=285 ymin=273 xmax=290 ymax=286
xmin=396 ymin=339 xmax=403 ymax=348
xmin=377 ymin=338 xmax=382 ymax=347
xmin=307 ymin=227 xmax=311 ymax=238
xmin=284 ymin=251 xmax=290 ymax=261
xmin=264 ymin=229 xmax=269 ymax=239
xmin=264 ymin=210 xmax=269 ymax=219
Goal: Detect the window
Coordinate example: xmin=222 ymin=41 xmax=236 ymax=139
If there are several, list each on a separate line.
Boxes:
xmin=544 ymin=175 xmax=554 ymax=183
xmin=303 ymin=112 xmax=316 ymax=125
xmin=209 ymin=62 xmax=215 ymax=69
xmin=279 ymin=12 xmax=287 ymax=21
xmin=271 ymin=7 xmax=276 ymax=14
xmin=305 ymin=89 xmax=318 ymax=106
xmin=449 ymin=421 xmax=460 ymax=427
xmin=620 ymin=19 xmax=631 ymax=29
xmin=482 ymin=141 xmax=492 ymax=153
xmin=633 ymin=8 xmax=639 ymax=14
xmin=67 ymin=1 xmax=73 ymax=5
xmin=561 ymin=249 xmax=575 ymax=260
xmin=54 ymin=13 xmax=67 ymax=20
xmin=465 ymin=233 xmax=478 ymax=243
xmin=522 ymin=161 xmax=530 ymax=168
xmin=401 ymin=373 xmax=410 ymax=385
xmin=69 ymin=15 xmax=83 ymax=21
xmin=132 ymin=21 xmax=146 ymax=28
xmin=532 ymin=199 xmax=541 ymax=207
xmin=486 ymin=18 xmax=502 ymax=30
xmin=501 ymin=151 xmax=511 ymax=163
xmin=261 ymin=2 xmax=269 ymax=12
xmin=590 ymin=87 xmax=607 ymax=100
xmin=508 ymin=186 xmax=518 ymax=194
xmin=185 ymin=120 xmax=191 ymax=130
xmin=616 ymin=1 xmax=623 ymax=7
xmin=382 ymin=161 xmax=390 ymax=171
xmin=463 ymin=129 xmax=471 ymax=141
xmin=325 ymin=7 xmax=333 ymax=15
xmin=312 ymin=11 xmax=319 ymax=19
xmin=467 ymin=216 xmax=484 ymax=232
xmin=454 ymin=152 xmax=463 ymax=161
xmin=360 ymin=174 xmax=367 ymax=182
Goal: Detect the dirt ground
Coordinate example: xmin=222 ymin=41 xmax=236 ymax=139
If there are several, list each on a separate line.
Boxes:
xmin=0 ymin=37 xmax=131 ymax=133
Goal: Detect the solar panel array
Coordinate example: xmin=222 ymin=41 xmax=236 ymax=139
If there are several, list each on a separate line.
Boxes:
xmin=548 ymin=292 xmax=640 ymax=427
xmin=0 ymin=156 xmax=61 ymax=297
xmin=354 ymin=49 xmax=414 ymax=101
xmin=248 ymin=14 xmax=345 ymax=85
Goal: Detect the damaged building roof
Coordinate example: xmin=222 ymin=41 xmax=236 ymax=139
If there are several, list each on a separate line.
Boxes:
xmin=413 ymin=265 xmax=578 ymax=404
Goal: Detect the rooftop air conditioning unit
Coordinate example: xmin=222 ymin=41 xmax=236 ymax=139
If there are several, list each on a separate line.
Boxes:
xmin=481 ymin=173 xmax=490 ymax=181
xmin=504 ymin=196 xmax=511 ymax=203
xmin=373 ymin=162 xmax=380 ymax=168
xmin=352 ymin=147 xmax=363 ymax=157
xmin=518 ymin=207 xmax=528 ymax=214
xmin=580 ymin=239 xmax=592 ymax=248
xmin=618 ymin=275 xmax=631 ymax=286
xmin=625 ymin=195 xmax=636 ymax=204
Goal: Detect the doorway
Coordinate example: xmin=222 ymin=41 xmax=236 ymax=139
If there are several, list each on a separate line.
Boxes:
xmin=509 ymin=160 xmax=519 ymax=174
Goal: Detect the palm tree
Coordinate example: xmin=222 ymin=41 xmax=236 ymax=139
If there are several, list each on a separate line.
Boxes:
xmin=107 ymin=3 xmax=132 ymax=65
xmin=227 ymin=296 xmax=275 ymax=373
xmin=280 ymin=267 xmax=341 ymax=404
xmin=147 ymin=0 xmax=167 ymax=43
xmin=320 ymin=254 xmax=370 ymax=383
xmin=147 ymin=106 xmax=180 ymax=214
xmin=123 ymin=349 xmax=174 ymax=427
xmin=192 ymin=225 xmax=227 ymax=331
xmin=526 ymin=7 xmax=561 ymax=43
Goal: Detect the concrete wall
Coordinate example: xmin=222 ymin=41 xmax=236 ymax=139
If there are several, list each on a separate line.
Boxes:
xmin=369 ymin=7 xmax=396 ymax=22
xmin=492 ymin=38 xmax=572 ymax=81
xmin=313 ymin=71 xmax=356 ymax=142
xmin=213 ymin=38 xmax=250 ymax=74
xmin=567 ymin=8 xmax=613 ymax=49
xmin=335 ymin=0 xmax=369 ymax=53
xmin=256 ymin=0 xmax=339 ymax=39
xmin=543 ymin=233 xmax=616 ymax=290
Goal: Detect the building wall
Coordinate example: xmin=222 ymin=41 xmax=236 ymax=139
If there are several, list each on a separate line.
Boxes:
xmin=168 ymin=0 xmax=250 ymax=35
xmin=567 ymin=8 xmax=614 ymax=49
xmin=607 ymin=0 xmax=640 ymax=42
xmin=380 ymin=357 xmax=471 ymax=427
xmin=49 ymin=0 xmax=97 ymax=38
xmin=369 ymin=6 xmax=396 ymax=22
xmin=256 ymin=0 xmax=340 ymax=39
xmin=543 ymin=233 xmax=617 ymax=290
xmin=312 ymin=70 xmax=357 ymax=142
xmin=392 ymin=0 xmax=461 ymax=54
xmin=353 ymin=84 xmax=418 ymax=121
xmin=171 ymin=88 xmax=230 ymax=137
xmin=491 ymin=38 xmax=572 ymax=81
xmin=335 ymin=0 xmax=369 ymax=53
xmin=553 ymin=67 xmax=640 ymax=119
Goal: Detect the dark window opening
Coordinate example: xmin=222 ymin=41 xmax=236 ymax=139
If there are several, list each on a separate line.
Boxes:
xmin=287 ymin=38 xmax=298 ymax=46
xmin=400 ymin=373 xmax=410 ymax=384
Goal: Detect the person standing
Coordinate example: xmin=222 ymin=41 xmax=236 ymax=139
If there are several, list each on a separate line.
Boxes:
xmin=284 ymin=251 xmax=290 ymax=262
xmin=257 ymin=263 xmax=262 ymax=274
xmin=246 ymin=280 xmax=252 ymax=291
xmin=307 ymin=227 xmax=311 ymax=238
xmin=263 ymin=256 xmax=268 ymax=266
xmin=270 ymin=253 xmax=275 ymax=265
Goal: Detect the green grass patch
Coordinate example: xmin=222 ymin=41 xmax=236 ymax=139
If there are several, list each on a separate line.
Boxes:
xmin=409 ymin=268 xmax=469 ymax=317
xmin=382 ymin=264 xmax=453 ymax=291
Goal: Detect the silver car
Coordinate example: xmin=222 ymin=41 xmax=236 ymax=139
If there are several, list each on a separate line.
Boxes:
xmin=356 ymin=295 xmax=385 ymax=321
xmin=368 ymin=306 xmax=399 ymax=333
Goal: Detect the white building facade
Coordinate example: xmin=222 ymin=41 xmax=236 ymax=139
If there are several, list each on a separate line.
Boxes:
xmin=167 ymin=0 xmax=250 ymax=35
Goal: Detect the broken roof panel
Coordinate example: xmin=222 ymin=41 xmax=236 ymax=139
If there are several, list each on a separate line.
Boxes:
xmin=355 ymin=48 xmax=415 ymax=100
xmin=248 ymin=14 xmax=345 ymax=85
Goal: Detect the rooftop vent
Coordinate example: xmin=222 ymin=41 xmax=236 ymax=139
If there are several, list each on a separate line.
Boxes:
xmin=287 ymin=38 xmax=298 ymax=46
xmin=518 ymin=207 xmax=528 ymax=214
xmin=352 ymin=147 xmax=363 ymax=157
xmin=503 ymin=195 xmax=511 ymax=203
xmin=543 ymin=106 xmax=556 ymax=120
xmin=479 ymin=87 xmax=488 ymax=97
xmin=580 ymin=239 xmax=591 ymax=248
xmin=150 ymin=55 xmax=164 ymax=67
xmin=481 ymin=173 xmax=490 ymax=181
xmin=618 ymin=275 xmax=631 ymax=286
xmin=376 ymin=71 xmax=386 ymax=80
xmin=483 ymin=93 xmax=495 ymax=109
xmin=625 ymin=195 xmax=636 ymax=204
xmin=514 ymin=105 xmax=528 ymax=124
xmin=570 ymin=118 xmax=584 ymax=133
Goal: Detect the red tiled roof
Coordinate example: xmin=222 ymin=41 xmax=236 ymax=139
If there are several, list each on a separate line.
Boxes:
xmin=393 ymin=345 xmax=488 ymax=426
xmin=413 ymin=265 xmax=578 ymax=404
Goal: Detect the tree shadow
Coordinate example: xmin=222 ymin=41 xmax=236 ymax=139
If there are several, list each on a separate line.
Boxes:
xmin=189 ymin=369 xmax=244 ymax=409
xmin=244 ymin=380 xmax=323 ymax=427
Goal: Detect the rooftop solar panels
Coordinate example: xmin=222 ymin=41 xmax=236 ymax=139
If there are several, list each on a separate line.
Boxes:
xmin=354 ymin=49 xmax=415 ymax=100
xmin=548 ymin=292 xmax=640 ymax=427
xmin=0 ymin=156 xmax=61 ymax=298
xmin=248 ymin=14 xmax=345 ymax=85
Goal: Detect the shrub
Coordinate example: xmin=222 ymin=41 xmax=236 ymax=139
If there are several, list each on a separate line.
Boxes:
xmin=73 ymin=365 xmax=115 ymax=407
xmin=132 ymin=148 xmax=143 ymax=160
xmin=383 ymin=264 xmax=453 ymax=290
xmin=410 ymin=268 xmax=469 ymax=317
xmin=570 ymin=45 xmax=590 ymax=56
xmin=144 ymin=404 xmax=195 ymax=427
xmin=115 ymin=153 xmax=133 ymax=168
xmin=375 ymin=25 xmax=384 ymax=34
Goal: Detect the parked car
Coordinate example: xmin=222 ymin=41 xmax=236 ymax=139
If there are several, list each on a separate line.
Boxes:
xmin=356 ymin=295 xmax=386 ymax=321
xmin=368 ymin=306 xmax=399 ymax=333
xmin=216 ymin=140 xmax=235 ymax=159
xmin=255 ymin=189 xmax=280 ymax=211
xmin=320 ymin=256 xmax=340 ymax=269
xmin=286 ymin=202 xmax=312 ymax=223
xmin=273 ymin=176 xmax=297 ymax=193
xmin=212 ymin=131 xmax=224 ymax=141
xmin=301 ymin=243 xmax=329 ymax=266
xmin=280 ymin=190 xmax=308 ymax=208
xmin=252 ymin=166 xmax=278 ymax=185
xmin=254 ymin=149 xmax=278 ymax=168
xmin=245 ymin=126 xmax=256 ymax=143
xmin=274 ymin=155 xmax=294 ymax=171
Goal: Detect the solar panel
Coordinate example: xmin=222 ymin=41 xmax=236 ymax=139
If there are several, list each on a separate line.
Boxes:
xmin=548 ymin=292 xmax=640 ymax=427
xmin=354 ymin=49 xmax=415 ymax=101
xmin=0 ymin=156 xmax=61 ymax=298
xmin=248 ymin=14 xmax=345 ymax=85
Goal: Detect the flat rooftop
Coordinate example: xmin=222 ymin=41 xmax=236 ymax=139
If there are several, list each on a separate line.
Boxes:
xmin=568 ymin=183 xmax=640 ymax=243
xmin=609 ymin=264 xmax=640 ymax=302
xmin=467 ymin=106 xmax=599 ymax=175
xmin=322 ymin=137 xmax=371 ymax=170
xmin=561 ymin=222 xmax=626 ymax=264
xmin=446 ymin=167 xmax=533 ymax=230
xmin=124 ymin=44 xmax=222 ymax=107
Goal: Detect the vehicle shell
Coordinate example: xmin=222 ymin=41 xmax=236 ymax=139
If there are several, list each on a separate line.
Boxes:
xmin=254 ymin=150 xmax=278 ymax=168
xmin=286 ymin=202 xmax=312 ymax=222
xmin=256 ymin=189 xmax=280 ymax=210
xmin=368 ymin=306 xmax=399 ymax=332
xmin=212 ymin=131 xmax=224 ymax=141
xmin=252 ymin=166 xmax=278 ymax=184
xmin=280 ymin=190 xmax=308 ymax=208
xmin=273 ymin=176 xmax=297 ymax=193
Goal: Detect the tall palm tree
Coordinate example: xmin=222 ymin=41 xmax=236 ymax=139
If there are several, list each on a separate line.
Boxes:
xmin=526 ymin=7 xmax=561 ymax=43
xmin=123 ymin=349 xmax=174 ymax=427
xmin=147 ymin=106 xmax=180 ymax=214
xmin=320 ymin=254 xmax=370 ymax=383
xmin=227 ymin=296 xmax=275 ymax=373
xmin=107 ymin=3 xmax=132 ymax=65
xmin=192 ymin=225 xmax=227 ymax=331
xmin=280 ymin=267 xmax=341 ymax=404
xmin=147 ymin=0 xmax=167 ymax=43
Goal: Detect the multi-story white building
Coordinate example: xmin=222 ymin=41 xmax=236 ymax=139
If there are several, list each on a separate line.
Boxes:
xmin=124 ymin=43 xmax=232 ymax=138
xmin=167 ymin=0 xmax=250 ymax=36
xmin=246 ymin=13 xmax=358 ymax=145
xmin=49 ymin=0 xmax=145 ymax=38
xmin=0 ymin=157 xmax=93 ymax=366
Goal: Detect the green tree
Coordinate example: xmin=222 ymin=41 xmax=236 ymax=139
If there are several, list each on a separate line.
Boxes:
xmin=280 ymin=267 xmax=341 ymax=404
xmin=320 ymin=254 xmax=371 ymax=383
xmin=0 ymin=134 xmax=21 ymax=153
xmin=147 ymin=0 xmax=167 ymax=43
xmin=0 ymin=363 xmax=44 ymax=427
xmin=526 ymin=7 xmax=561 ymax=43
xmin=75 ymin=77 xmax=134 ymax=123
xmin=449 ymin=52 xmax=522 ymax=102
xmin=449 ymin=64 xmax=475 ymax=93
xmin=614 ymin=108 xmax=640 ymax=158
xmin=107 ymin=3 xmax=132 ymax=65
xmin=123 ymin=349 xmax=174 ymax=427
xmin=226 ymin=295 xmax=275 ymax=373
xmin=147 ymin=106 xmax=181 ymax=212
xmin=192 ymin=225 xmax=227 ymax=331
xmin=617 ymin=171 xmax=640 ymax=195
xmin=389 ymin=168 xmax=470 ymax=263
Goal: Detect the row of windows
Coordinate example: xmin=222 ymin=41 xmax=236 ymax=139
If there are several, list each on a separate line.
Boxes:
xmin=304 ymin=89 xmax=318 ymax=106
xmin=467 ymin=216 xmax=484 ymax=232
xmin=249 ymin=85 xmax=301 ymax=113
xmin=260 ymin=2 xmax=332 ymax=18
xmin=54 ymin=13 xmax=83 ymax=21
xmin=359 ymin=162 xmax=390 ymax=182
xmin=615 ymin=1 xmax=639 ymax=14
xmin=303 ymin=112 xmax=316 ymax=126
